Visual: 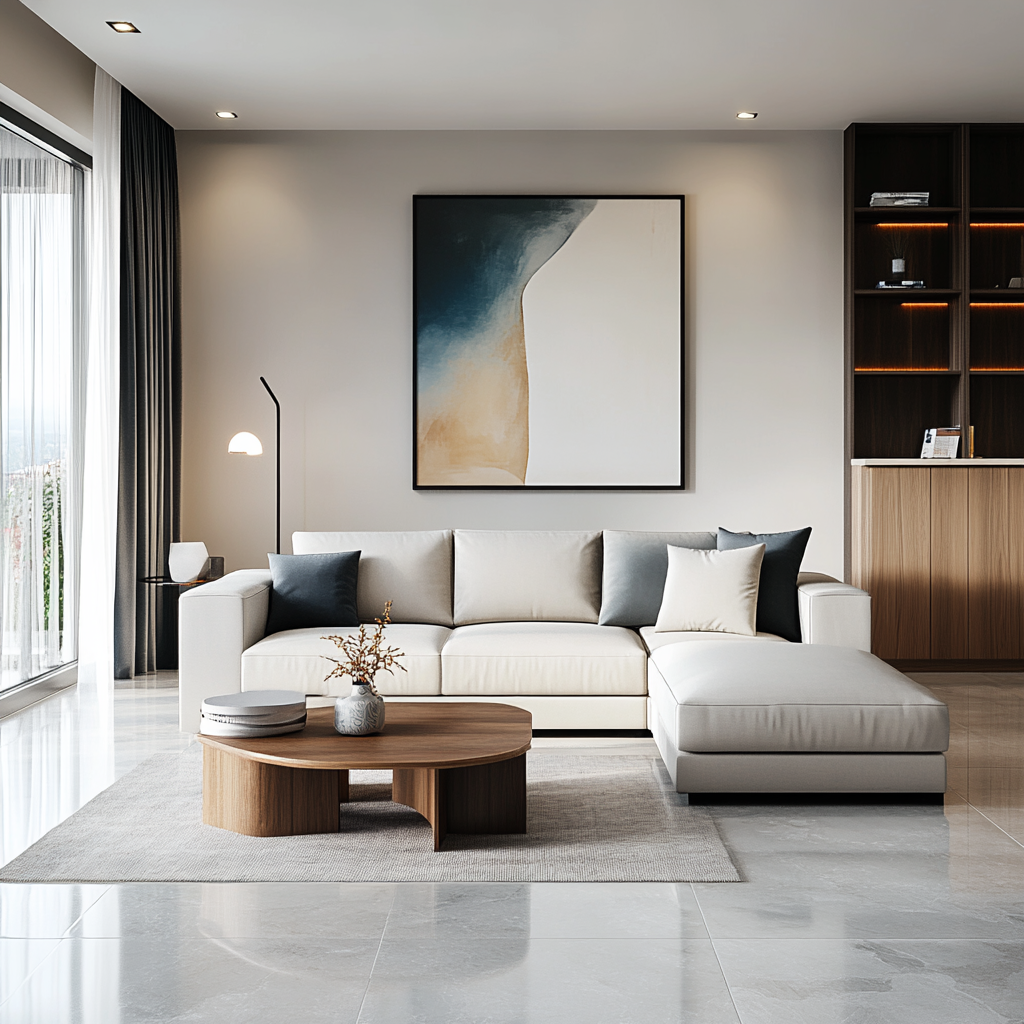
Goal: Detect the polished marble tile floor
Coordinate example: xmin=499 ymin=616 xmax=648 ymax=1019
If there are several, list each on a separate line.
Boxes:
xmin=0 ymin=672 xmax=1021 ymax=1022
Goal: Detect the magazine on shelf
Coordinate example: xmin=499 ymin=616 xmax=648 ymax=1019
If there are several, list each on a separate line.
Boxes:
xmin=869 ymin=192 xmax=930 ymax=207
xmin=921 ymin=427 xmax=960 ymax=459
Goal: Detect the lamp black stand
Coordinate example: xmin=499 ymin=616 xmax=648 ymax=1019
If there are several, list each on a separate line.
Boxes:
xmin=260 ymin=376 xmax=281 ymax=555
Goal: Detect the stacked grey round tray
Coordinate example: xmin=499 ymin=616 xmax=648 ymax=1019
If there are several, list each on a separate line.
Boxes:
xmin=200 ymin=690 xmax=307 ymax=737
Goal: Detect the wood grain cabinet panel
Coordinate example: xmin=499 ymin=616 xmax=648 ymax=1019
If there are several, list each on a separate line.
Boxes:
xmin=854 ymin=465 xmax=1024 ymax=662
xmin=968 ymin=468 xmax=1024 ymax=658
xmin=930 ymin=468 xmax=969 ymax=658
xmin=852 ymin=467 xmax=932 ymax=660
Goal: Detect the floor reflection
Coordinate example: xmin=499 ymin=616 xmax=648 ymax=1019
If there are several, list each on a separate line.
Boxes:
xmin=0 ymin=670 xmax=1020 ymax=1022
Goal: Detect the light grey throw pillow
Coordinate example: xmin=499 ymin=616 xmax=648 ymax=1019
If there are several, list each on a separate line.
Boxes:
xmin=654 ymin=544 xmax=766 ymax=635
xmin=599 ymin=530 xmax=717 ymax=627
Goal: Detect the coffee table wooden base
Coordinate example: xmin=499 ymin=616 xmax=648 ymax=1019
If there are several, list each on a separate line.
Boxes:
xmin=202 ymin=745 xmax=528 ymax=849
xmin=203 ymin=746 xmax=350 ymax=837
xmin=393 ymin=754 xmax=527 ymax=851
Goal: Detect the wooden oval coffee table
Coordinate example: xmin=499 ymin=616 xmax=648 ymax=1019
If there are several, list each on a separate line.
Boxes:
xmin=197 ymin=702 xmax=532 ymax=850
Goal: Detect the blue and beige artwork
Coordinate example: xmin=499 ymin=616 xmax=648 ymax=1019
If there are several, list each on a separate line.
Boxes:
xmin=415 ymin=196 xmax=682 ymax=487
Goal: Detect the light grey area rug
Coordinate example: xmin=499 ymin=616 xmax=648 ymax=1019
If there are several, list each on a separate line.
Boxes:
xmin=0 ymin=748 xmax=740 ymax=883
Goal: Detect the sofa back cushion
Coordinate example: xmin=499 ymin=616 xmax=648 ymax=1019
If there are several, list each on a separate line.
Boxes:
xmin=454 ymin=530 xmax=602 ymax=625
xmin=292 ymin=530 xmax=453 ymax=626
xmin=599 ymin=530 xmax=717 ymax=627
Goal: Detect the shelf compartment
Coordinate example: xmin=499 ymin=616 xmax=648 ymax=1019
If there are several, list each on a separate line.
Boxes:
xmin=854 ymin=297 xmax=954 ymax=371
xmin=969 ymin=219 xmax=1024 ymax=289
xmin=970 ymin=375 xmax=1024 ymax=457
xmin=853 ymin=127 xmax=959 ymax=209
xmin=854 ymin=220 xmax=952 ymax=291
xmin=969 ymin=301 xmax=1024 ymax=370
xmin=854 ymin=207 xmax=960 ymax=218
xmin=854 ymin=374 xmax=960 ymax=459
xmin=854 ymin=289 xmax=958 ymax=297
xmin=970 ymin=128 xmax=1024 ymax=209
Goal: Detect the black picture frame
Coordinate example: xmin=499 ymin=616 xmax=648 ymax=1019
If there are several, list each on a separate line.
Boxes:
xmin=413 ymin=194 xmax=684 ymax=490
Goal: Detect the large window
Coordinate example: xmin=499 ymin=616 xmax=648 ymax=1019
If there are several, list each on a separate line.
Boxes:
xmin=0 ymin=123 xmax=85 ymax=692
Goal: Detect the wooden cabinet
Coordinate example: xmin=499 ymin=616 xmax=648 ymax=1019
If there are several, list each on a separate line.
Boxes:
xmin=852 ymin=462 xmax=1024 ymax=662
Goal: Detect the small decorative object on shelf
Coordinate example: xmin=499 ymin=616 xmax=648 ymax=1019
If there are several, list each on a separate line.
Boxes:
xmin=921 ymin=426 xmax=960 ymax=459
xmin=323 ymin=601 xmax=406 ymax=736
xmin=168 ymin=541 xmax=210 ymax=582
xmin=869 ymin=191 xmax=930 ymax=207
xmin=875 ymin=281 xmax=926 ymax=289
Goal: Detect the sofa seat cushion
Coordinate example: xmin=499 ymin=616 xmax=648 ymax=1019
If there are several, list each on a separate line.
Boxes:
xmin=441 ymin=622 xmax=647 ymax=696
xmin=649 ymin=641 xmax=949 ymax=753
xmin=640 ymin=626 xmax=787 ymax=653
xmin=241 ymin=624 xmax=451 ymax=697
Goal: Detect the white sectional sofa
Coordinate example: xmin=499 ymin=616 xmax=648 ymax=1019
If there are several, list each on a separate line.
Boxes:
xmin=178 ymin=529 xmax=949 ymax=794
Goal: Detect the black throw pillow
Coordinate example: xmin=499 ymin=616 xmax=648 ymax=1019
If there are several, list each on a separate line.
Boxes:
xmin=265 ymin=551 xmax=360 ymax=634
xmin=716 ymin=527 xmax=811 ymax=643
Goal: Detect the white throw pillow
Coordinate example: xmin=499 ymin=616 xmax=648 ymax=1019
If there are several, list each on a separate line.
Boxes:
xmin=654 ymin=543 xmax=765 ymax=635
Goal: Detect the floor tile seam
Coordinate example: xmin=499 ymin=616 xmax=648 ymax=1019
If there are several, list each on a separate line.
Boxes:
xmin=58 ymin=883 xmax=113 ymax=938
xmin=0 ymin=934 xmax=67 ymax=1010
xmin=965 ymin=803 xmax=1024 ymax=851
xmin=688 ymin=883 xmax=746 ymax=1024
xmin=355 ymin=885 xmax=398 ymax=1023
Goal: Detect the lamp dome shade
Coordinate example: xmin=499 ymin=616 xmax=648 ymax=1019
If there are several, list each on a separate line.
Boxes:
xmin=228 ymin=431 xmax=263 ymax=455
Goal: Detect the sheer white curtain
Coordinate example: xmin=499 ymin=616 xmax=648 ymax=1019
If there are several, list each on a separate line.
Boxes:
xmin=0 ymin=128 xmax=84 ymax=690
xmin=77 ymin=69 xmax=120 ymax=681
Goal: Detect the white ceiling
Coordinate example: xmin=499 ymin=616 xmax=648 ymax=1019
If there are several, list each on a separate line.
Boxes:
xmin=21 ymin=0 xmax=1024 ymax=130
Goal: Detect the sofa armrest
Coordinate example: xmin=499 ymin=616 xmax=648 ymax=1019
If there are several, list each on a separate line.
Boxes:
xmin=177 ymin=569 xmax=272 ymax=733
xmin=797 ymin=572 xmax=871 ymax=651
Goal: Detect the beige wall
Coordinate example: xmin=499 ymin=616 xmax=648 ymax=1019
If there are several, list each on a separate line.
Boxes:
xmin=176 ymin=130 xmax=845 ymax=577
xmin=0 ymin=0 xmax=94 ymax=142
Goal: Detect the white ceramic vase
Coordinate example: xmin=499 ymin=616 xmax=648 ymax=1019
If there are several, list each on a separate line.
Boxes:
xmin=168 ymin=541 xmax=209 ymax=583
xmin=334 ymin=682 xmax=385 ymax=736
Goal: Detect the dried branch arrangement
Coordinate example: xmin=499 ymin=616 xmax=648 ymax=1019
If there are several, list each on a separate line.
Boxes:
xmin=322 ymin=601 xmax=407 ymax=695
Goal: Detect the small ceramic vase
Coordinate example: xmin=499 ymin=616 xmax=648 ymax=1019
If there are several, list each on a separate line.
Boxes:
xmin=334 ymin=682 xmax=385 ymax=736
xmin=168 ymin=541 xmax=210 ymax=583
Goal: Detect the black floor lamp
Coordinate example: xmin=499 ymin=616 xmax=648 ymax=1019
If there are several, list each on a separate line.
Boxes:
xmin=260 ymin=376 xmax=281 ymax=555
xmin=228 ymin=376 xmax=281 ymax=555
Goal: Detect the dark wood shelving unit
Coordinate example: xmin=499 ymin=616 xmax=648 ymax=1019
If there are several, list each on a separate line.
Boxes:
xmin=846 ymin=123 xmax=1024 ymax=469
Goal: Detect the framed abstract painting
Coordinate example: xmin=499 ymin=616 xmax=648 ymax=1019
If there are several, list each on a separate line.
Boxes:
xmin=413 ymin=195 xmax=684 ymax=489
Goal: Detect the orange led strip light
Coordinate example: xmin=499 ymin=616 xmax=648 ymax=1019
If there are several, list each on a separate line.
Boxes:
xmin=971 ymin=223 xmax=1024 ymax=228
xmin=901 ymin=302 xmax=948 ymax=308
xmin=875 ymin=223 xmax=948 ymax=228
xmin=970 ymin=303 xmax=1024 ymax=308
xmin=855 ymin=367 xmax=949 ymax=371
xmin=972 ymin=367 xmax=1024 ymax=371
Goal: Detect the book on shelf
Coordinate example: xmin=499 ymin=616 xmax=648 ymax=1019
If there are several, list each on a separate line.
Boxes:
xmin=875 ymin=281 xmax=926 ymax=289
xmin=869 ymin=192 xmax=930 ymax=207
xmin=921 ymin=427 xmax=960 ymax=459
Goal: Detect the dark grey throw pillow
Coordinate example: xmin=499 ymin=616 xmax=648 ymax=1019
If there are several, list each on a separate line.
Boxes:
xmin=717 ymin=527 xmax=811 ymax=643
xmin=265 ymin=551 xmax=360 ymax=634
xmin=599 ymin=530 xmax=718 ymax=627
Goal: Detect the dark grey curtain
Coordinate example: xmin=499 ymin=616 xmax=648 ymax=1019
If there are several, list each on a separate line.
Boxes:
xmin=113 ymin=90 xmax=182 ymax=678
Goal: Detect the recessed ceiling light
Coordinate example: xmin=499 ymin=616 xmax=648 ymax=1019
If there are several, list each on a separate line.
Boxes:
xmin=736 ymin=111 xmax=758 ymax=120
xmin=107 ymin=20 xmax=139 ymax=32
xmin=215 ymin=111 xmax=238 ymax=119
